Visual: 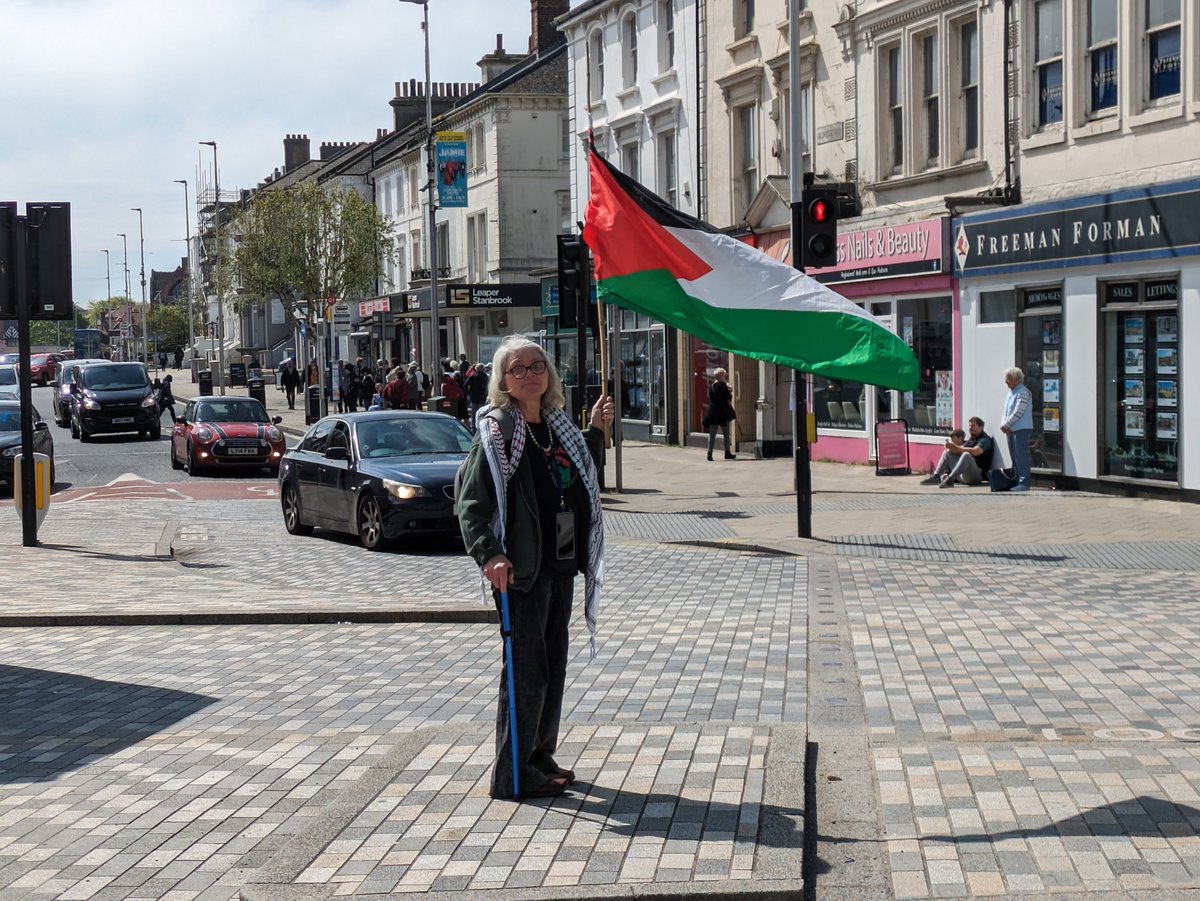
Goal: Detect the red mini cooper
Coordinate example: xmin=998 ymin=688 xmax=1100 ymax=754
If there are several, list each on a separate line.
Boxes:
xmin=171 ymin=396 xmax=286 ymax=476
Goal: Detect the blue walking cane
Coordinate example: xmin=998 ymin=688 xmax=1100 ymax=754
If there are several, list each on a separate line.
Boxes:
xmin=500 ymin=589 xmax=521 ymax=799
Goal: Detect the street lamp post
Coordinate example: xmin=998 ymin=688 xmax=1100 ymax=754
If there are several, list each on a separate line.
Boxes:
xmin=101 ymin=249 xmax=111 ymax=301
xmin=117 ymin=233 xmax=131 ymax=361
xmin=131 ymin=207 xmax=150 ymax=365
xmin=199 ymin=140 xmax=226 ymax=395
xmin=174 ymin=179 xmax=196 ymax=369
xmin=399 ymin=0 xmax=439 ymax=374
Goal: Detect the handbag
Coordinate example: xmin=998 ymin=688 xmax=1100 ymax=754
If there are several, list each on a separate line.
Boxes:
xmin=988 ymin=468 xmax=1018 ymax=492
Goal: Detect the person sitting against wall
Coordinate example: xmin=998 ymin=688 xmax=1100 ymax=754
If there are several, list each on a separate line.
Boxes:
xmin=920 ymin=416 xmax=994 ymax=488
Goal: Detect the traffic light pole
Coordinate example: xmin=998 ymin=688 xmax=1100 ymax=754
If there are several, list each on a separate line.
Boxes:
xmin=14 ymin=214 xmax=37 ymax=546
xmin=789 ymin=0 xmax=812 ymax=540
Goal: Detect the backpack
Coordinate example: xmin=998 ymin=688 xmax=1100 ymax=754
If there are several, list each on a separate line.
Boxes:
xmin=453 ymin=408 xmax=515 ymax=516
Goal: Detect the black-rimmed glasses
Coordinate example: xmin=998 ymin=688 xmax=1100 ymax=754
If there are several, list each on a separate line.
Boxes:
xmin=506 ymin=361 xmax=548 ymax=379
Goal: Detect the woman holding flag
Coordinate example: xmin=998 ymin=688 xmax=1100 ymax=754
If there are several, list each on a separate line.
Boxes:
xmin=457 ymin=336 xmax=613 ymax=800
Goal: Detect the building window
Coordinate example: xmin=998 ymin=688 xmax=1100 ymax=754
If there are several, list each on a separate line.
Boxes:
xmin=884 ymin=44 xmax=904 ymax=174
xmin=1034 ymin=0 xmax=1064 ymax=127
xmin=1087 ymin=0 xmax=1119 ymax=113
xmin=621 ymin=141 xmax=640 ymax=180
xmin=735 ymin=0 xmax=754 ymax=39
xmin=561 ymin=116 xmax=572 ymax=158
xmin=396 ymin=239 xmax=407 ymax=289
xmin=659 ymin=0 xmax=675 ymax=71
xmin=589 ymin=30 xmax=605 ymax=101
xmin=558 ymin=192 xmax=572 ymax=234
xmin=1019 ymin=287 xmax=1064 ymax=473
xmin=1146 ymin=0 xmax=1181 ymax=102
xmin=919 ymin=33 xmax=940 ymax=167
xmin=466 ymin=213 xmax=488 ymax=282
xmin=1101 ymin=278 xmax=1179 ymax=483
xmin=657 ymin=131 xmax=677 ymax=207
xmin=979 ymin=290 xmax=1017 ymax=324
xmin=896 ymin=297 xmax=953 ymax=436
xmin=958 ymin=19 xmax=979 ymax=156
xmin=736 ymin=104 xmax=759 ymax=212
xmin=408 ymin=167 xmax=419 ymax=209
xmin=623 ymin=12 xmax=638 ymax=87
xmin=410 ymin=230 xmax=422 ymax=273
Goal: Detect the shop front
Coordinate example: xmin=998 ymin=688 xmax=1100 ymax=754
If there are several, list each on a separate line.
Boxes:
xmin=804 ymin=217 xmax=954 ymax=471
xmin=954 ymin=177 xmax=1200 ymax=498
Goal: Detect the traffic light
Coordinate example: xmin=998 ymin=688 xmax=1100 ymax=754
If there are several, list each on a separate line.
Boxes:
xmin=26 ymin=203 xmax=73 ymax=321
xmin=556 ymin=233 xmax=586 ymax=329
xmin=800 ymin=187 xmax=839 ymax=270
xmin=0 ymin=202 xmax=15 ymax=318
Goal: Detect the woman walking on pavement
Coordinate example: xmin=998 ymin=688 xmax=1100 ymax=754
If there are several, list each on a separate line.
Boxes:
xmin=703 ymin=367 xmax=737 ymax=460
xmin=457 ymin=336 xmax=614 ymax=800
xmin=159 ymin=374 xmax=177 ymax=424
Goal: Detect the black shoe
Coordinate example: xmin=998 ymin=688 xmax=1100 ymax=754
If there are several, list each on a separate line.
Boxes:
xmin=707 ymin=452 xmax=713 ymax=461
xmin=521 ymin=775 xmax=568 ymax=799
xmin=725 ymin=453 xmax=736 ymax=460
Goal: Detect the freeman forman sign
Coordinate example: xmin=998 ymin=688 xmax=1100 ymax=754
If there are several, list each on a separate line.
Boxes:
xmin=953 ymin=178 xmax=1200 ymax=277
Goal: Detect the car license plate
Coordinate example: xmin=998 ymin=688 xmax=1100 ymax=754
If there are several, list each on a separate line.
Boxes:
xmin=113 ymin=417 xmax=135 ymax=424
xmin=228 ymin=447 xmax=258 ymax=456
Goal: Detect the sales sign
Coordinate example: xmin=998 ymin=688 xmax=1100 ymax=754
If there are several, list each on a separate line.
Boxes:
xmin=435 ymin=132 xmax=468 ymax=209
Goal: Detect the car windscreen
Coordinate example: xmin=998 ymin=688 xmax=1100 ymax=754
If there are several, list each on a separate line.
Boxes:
xmin=0 ymin=407 xmax=24 ymax=431
xmin=0 ymin=368 xmax=15 ymax=385
xmin=355 ymin=417 xmax=473 ymax=459
xmin=197 ymin=400 xmax=268 ymax=423
xmin=80 ymin=364 xmax=150 ymax=391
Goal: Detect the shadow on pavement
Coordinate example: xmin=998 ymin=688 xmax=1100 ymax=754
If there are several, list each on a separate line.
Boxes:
xmin=33 ymin=544 xmax=167 ymax=563
xmin=0 ymin=664 xmax=217 ymax=783
xmin=923 ymin=797 xmax=1200 ymax=844
xmin=821 ymin=538 xmax=1070 ymax=564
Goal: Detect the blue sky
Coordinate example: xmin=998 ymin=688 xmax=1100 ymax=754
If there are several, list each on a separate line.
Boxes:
xmin=1 ymin=0 xmax=538 ymax=308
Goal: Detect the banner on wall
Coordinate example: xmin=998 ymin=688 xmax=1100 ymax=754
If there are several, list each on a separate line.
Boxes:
xmin=435 ymin=132 xmax=468 ymax=208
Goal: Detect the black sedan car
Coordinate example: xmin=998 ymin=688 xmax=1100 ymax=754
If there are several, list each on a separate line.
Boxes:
xmin=278 ymin=411 xmax=471 ymax=550
xmin=0 ymin=398 xmax=55 ymax=492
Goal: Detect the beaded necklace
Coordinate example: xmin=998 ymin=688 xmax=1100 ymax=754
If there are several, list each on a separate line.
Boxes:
xmin=525 ymin=420 xmax=554 ymax=455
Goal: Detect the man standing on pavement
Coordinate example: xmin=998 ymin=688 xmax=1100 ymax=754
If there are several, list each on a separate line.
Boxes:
xmin=921 ymin=417 xmax=994 ymax=487
xmin=1000 ymin=367 xmax=1034 ymax=492
xmin=280 ymin=358 xmax=302 ymax=411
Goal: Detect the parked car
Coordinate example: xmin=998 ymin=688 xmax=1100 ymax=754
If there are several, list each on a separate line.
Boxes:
xmin=69 ymin=361 xmax=159 ymax=441
xmin=51 ymin=359 xmax=97 ymax=426
xmin=0 ymin=397 xmax=55 ymax=491
xmin=0 ymin=365 xmax=17 ymax=395
xmin=171 ymin=396 xmax=286 ymax=475
xmin=279 ymin=411 xmax=471 ymax=550
xmin=28 ymin=353 xmax=62 ymax=386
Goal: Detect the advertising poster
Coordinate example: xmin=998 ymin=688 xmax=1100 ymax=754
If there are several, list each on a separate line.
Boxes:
xmin=1043 ymin=377 xmax=1060 ymax=403
xmin=1157 ymin=346 xmax=1178 ymax=374
xmin=935 ymin=371 xmax=953 ymax=428
xmin=435 ymin=131 xmax=468 ymax=208
xmin=1158 ymin=379 xmax=1178 ymax=407
xmin=1043 ymin=349 xmax=1060 ymax=374
xmin=1157 ymin=412 xmax=1178 ymax=439
xmin=1124 ymin=315 xmax=1144 ymax=344
xmin=1123 ymin=379 xmax=1144 ymax=404
xmin=1157 ymin=315 xmax=1177 ymax=342
xmin=1125 ymin=409 xmax=1145 ymax=438
xmin=1043 ymin=406 xmax=1060 ymax=432
xmin=1043 ymin=319 xmax=1060 ymax=346
xmin=1124 ymin=348 xmax=1144 ymax=374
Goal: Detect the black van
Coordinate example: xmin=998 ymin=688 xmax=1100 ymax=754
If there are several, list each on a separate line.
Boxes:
xmin=69 ymin=362 xmax=160 ymax=441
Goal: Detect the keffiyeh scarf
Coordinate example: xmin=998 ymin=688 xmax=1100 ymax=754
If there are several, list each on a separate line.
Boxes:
xmin=475 ymin=403 xmax=604 ymax=658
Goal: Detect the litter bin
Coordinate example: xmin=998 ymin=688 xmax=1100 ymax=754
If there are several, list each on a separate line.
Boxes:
xmin=425 ymin=395 xmax=451 ymax=414
xmin=305 ymin=384 xmax=322 ymax=425
xmin=198 ymin=370 xmax=214 ymax=396
xmin=247 ymin=376 xmax=266 ymax=408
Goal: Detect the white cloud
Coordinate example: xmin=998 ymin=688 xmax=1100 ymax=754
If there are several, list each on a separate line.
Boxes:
xmin=1 ymin=0 xmax=542 ymax=307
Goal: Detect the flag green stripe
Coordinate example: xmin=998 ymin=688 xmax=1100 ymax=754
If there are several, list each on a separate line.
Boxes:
xmin=598 ymin=268 xmax=919 ymax=391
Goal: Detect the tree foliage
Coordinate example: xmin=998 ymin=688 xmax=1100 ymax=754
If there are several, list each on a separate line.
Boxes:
xmin=232 ymin=182 xmax=394 ymax=327
xmin=146 ymin=304 xmax=190 ymax=353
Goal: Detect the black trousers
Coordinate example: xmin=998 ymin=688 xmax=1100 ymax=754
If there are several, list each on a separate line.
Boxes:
xmin=491 ymin=569 xmax=574 ymax=798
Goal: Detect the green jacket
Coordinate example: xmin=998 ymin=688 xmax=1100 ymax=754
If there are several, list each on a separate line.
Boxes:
xmin=457 ymin=418 xmax=604 ymax=592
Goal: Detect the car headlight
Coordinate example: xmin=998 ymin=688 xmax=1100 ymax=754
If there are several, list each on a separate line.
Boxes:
xmin=193 ymin=426 xmax=214 ymax=443
xmin=1 ymin=447 xmax=16 ymax=458
xmin=141 ymin=395 xmax=157 ymax=409
xmin=82 ymin=397 xmax=101 ymax=410
xmin=266 ymin=426 xmax=283 ymax=442
xmin=383 ymin=479 xmax=429 ymax=501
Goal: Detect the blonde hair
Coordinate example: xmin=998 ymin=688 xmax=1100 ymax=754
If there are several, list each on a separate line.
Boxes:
xmin=713 ymin=367 xmax=728 ymax=380
xmin=487 ymin=336 xmax=566 ymax=411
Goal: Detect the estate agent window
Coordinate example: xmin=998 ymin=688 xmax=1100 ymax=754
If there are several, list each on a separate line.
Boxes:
xmin=1018 ymin=287 xmax=1064 ymax=473
xmin=1034 ymin=0 xmax=1064 ymax=127
xmin=1101 ymin=277 xmax=1179 ymax=483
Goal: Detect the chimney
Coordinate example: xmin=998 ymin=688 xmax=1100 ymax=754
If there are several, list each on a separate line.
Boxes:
xmin=478 ymin=34 xmax=525 ymax=84
xmin=319 ymin=141 xmax=356 ymax=161
xmin=283 ymin=134 xmax=311 ymax=172
xmin=390 ymin=79 xmax=478 ymax=133
xmin=530 ymin=0 xmax=568 ymax=53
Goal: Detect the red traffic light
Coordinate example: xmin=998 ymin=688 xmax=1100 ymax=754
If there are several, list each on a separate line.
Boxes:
xmin=809 ymin=198 xmax=830 ymax=223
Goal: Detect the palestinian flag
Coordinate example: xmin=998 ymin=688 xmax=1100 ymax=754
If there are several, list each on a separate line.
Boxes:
xmin=582 ymin=148 xmax=919 ymax=391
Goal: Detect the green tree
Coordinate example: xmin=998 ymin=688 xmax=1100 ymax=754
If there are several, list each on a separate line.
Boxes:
xmin=231 ymin=182 xmax=394 ymax=335
xmin=146 ymin=304 xmax=189 ymax=353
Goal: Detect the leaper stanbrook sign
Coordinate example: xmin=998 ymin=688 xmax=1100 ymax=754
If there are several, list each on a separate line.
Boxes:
xmin=954 ymin=179 xmax=1200 ymax=277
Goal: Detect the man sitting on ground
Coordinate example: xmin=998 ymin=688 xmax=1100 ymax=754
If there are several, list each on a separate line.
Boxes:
xmin=921 ymin=416 xmax=994 ymax=488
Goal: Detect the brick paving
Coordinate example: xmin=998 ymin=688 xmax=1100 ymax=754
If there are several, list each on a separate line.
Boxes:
xmin=5 ymin=433 xmax=1200 ymax=897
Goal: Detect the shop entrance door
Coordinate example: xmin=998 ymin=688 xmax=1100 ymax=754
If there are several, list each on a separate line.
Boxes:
xmin=649 ymin=329 xmax=667 ymax=436
xmin=866 ymin=305 xmax=895 ymax=462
